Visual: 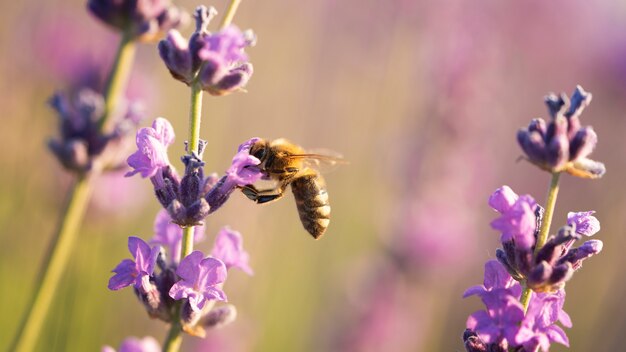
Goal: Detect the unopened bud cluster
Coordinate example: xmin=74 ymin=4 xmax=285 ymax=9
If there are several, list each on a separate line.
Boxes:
xmin=88 ymin=0 xmax=189 ymax=42
xmin=159 ymin=6 xmax=255 ymax=96
xmin=48 ymin=88 xmax=142 ymax=174
xmin=517 ymin=85 xmax=605 ymax=179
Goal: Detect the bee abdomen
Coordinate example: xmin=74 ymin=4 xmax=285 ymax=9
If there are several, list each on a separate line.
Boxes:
xmin=291 ymin=174 xmax=330 ymax=239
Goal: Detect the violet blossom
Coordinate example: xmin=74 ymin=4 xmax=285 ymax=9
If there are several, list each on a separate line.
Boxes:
xmin=567 ymin=211 xmax=600 ymax=237
xmin=125 ymin=117 xmax=175 ymax=179
xmin=169 ymin=251 xmax=228 ymax=312
xmin=489 ymin=186 xmax=538 ymax=250
xmin=102 ymin=336 xmax=160 ymax=352
xmin=108 ymin=237 xmax=160 ymax=293
xmin=211 ymin=227 xmax=253 ymax=275
xmin=159 ymin=6 xmax=255 ymax=96
xmin=125 ymin=117 xmax=262 ymax=226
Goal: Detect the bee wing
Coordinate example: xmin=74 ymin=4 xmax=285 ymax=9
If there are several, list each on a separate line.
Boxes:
xmin=286 ymin=150 xmax=348 ymax=174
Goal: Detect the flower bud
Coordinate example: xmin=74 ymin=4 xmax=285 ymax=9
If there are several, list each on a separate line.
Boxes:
xmin=201 ymin=304 xmax=238 ymax=329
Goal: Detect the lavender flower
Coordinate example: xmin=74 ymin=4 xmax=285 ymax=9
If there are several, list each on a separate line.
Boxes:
xmin=567 ymin=211 xmax=600 ymax=237
xmin=515 ymin=291 xmax=571 ymax=351
xmin=211 ymin=227 xmax=253 ymax=275
xmin=517 ymin=85 xmax=605 ymax=178
xmin=102 ymin=336 xmax=160 ymax=352
xmin=126 ymin=118 xmax=262 ymax=226
xmin=463 ymin=260 xmax=521 ymax=299
xmin=169 ymin=251 xmax=228 ymax=312
xmin=150 ymin=209 xmax=205 ymax=263
xmin=88 ymin=0 xmax=189 ymax=42
xmin=489 ymin=186 xmax=538 ymax=250
xmin=205 ymin=137 xmax=263 ymax=212
xmin=108 ymin=237 xmax=160 ymax=293
xmin=466 ymin=288 xmax=525 ymax=345
xmin=125 ymin=117 xmax=175 ymax=178
xmin=489 ymin=186 xmax=603 ymax=292
xmin=159 ymin=6 xmax=255 ymax=95
xmin=48 ymin=88 xmax=141 ymax=174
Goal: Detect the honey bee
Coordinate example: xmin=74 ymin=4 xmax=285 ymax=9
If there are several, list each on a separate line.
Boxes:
xmin=240 ymin=138 xmax=345 ymax=239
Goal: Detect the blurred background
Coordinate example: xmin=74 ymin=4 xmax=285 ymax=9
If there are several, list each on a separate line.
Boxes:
xmin=1 ymin=0 xmax=625 ymax=351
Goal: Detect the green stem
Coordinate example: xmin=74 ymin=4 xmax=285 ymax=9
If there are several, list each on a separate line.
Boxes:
xmin=99 ymin=31 xmax=136 ymax=133
xmin=219 ymin=0 xmax=242 ymax=29
xmin=187 ymin=81 xmax=203 ymax=155
xmin=534 ymin=172 xmax=561 ymax=253
xmin=161 ymin=227 xmax=195 ymax=351
xmin=162 ymin=304 xmax=184 ymax=352
xmin=11 ymin=31 xmax=136 ymax=351
xmin=10 ymin=176 xmax=93 ymax=352
xmin=180 ymin=226 xmax=195 ymax=262
xmin=520 ymin=172 xmax=562 ymax=312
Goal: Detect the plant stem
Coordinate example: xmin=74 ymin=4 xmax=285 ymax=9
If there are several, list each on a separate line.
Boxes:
xmin=10 ymin=176 xmax=93 ymax=352
xmin=99 ymin=31 xmax=136 ymax=133
xmin=187 ymin=80 xmax=204 ymax=155
xmin=219 ymin=0 xmax=242 ymax=29
xmin=534 ymin=172 xmax=561 ymax=253
xmin=11 ymin=30 xmax=136 ymax=351
xmin=520 ymin=172 xmax=562 ymax=312
xmin=162 ymin=304 xmax=184 ymax=352
xmin=162 ymin=3 xmax=247 ymax=350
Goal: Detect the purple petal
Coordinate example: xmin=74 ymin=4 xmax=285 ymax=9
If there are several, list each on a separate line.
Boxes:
xmin=197 ymin=257 xmax=228 ymax=289
xmin=117 ymin=336 xmax=161 ymax=352
xmin=211 ymin=227 xmax=253 ymax=275
xmin=108 ymin=259 xmax=137 ymax=290
xmin=176 ymin=251 xmax=204 ymax=282
xmin=488 ymin=186 xmax=519 ymax=213
xmin=169 ymin=280 xmax=193 ymax=300
xmin=152 ymin=117 xmax=175 ymax=146
xmin=462 ymin=285 xmax=487 ymax=298
xmin=483 ymin=259 xmax=513 ymax=290
xmin=567 ymin=211 xmax=600 ymax=237
xmin=203 ymin=286 xmax=228 ymax=302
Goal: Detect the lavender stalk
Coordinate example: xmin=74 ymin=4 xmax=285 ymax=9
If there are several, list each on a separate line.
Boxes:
xmin=10 ymin=175 xmax=94 ymax=352
xmin=12 ymin=0 xmax=189 ymax=347
xmin=162 ymin=2 xmax=245 ymax=350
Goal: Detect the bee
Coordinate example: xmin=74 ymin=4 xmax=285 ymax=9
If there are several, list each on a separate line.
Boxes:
xmin=240 ymin=138 xmax=345 ymax=239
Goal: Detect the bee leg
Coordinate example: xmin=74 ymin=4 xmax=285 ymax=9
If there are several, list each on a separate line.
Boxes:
xmin=240 ymin=184 xmax=287 ymax=204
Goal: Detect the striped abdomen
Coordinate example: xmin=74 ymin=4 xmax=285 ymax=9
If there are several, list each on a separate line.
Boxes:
xmin=291 ymin=172 xmax=331 ymax=239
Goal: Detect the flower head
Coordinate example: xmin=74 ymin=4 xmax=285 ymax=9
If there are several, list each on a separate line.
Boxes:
xmin=126 ymin=117 xmax=175 ymax=178
xmin=463 ymin=260 xmax=521 ymax=299
xmin=515 ymin=291 xmax=571 ymax=351
xmin=489 ymin=187 xmax=538 ymax=250
xmin=169 ymin=251 xmax=227 ymax=312
xmin=159 ymin=6 xmax=255 ymax=95
xmin=205 ymin=137 xmax=263 ymax=212
xmin=102 ymin=336 xmax=160 ymax=352
xmin=88 ymin=0 xmax=189 ymax=42
xmin=108 ymin=237 xmax=160 ymax=293
xmin=517 ymin=85 xmax=605 ymax=178
xmin=567 ymin=211 xmax=600 ymax=237
xmin=48 ymin=88 xmax=141 ymax=174
xmin=150 ymin=209 xmax=204 ymax=263
xmin=466 ymin=288 xmax=525 ymax=345
xmin=211 ymin=227 xmax=253 ymax=275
